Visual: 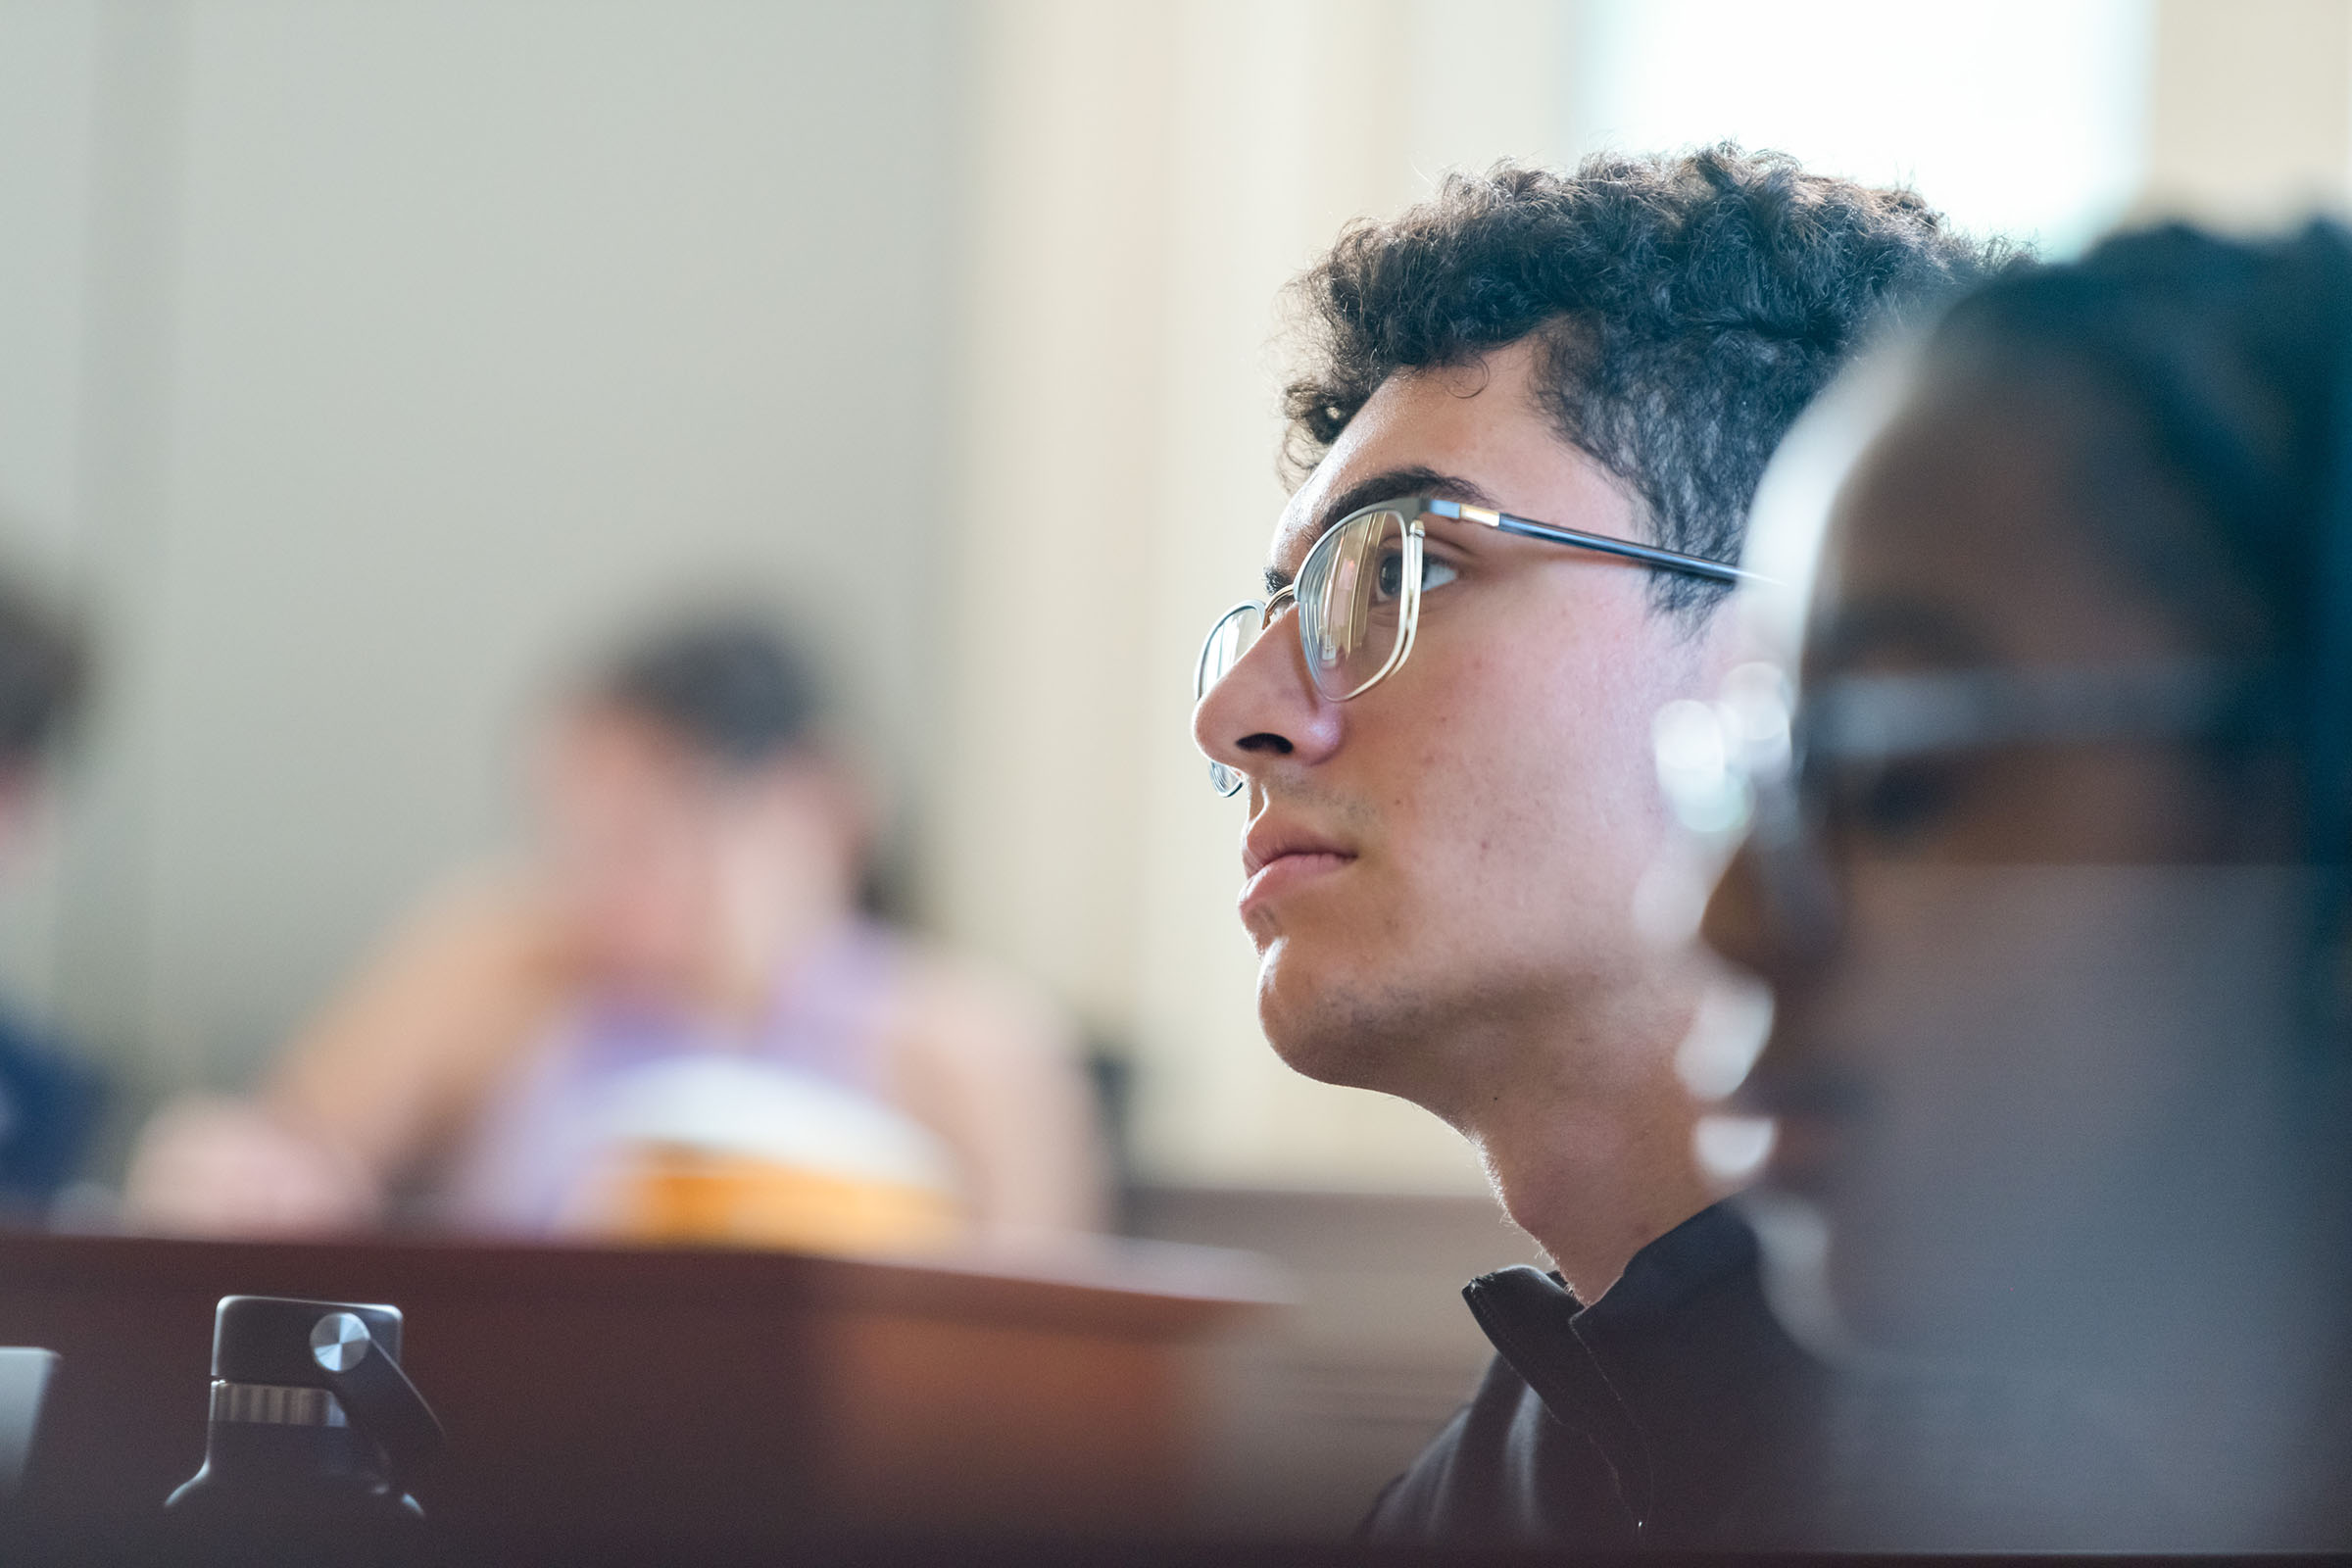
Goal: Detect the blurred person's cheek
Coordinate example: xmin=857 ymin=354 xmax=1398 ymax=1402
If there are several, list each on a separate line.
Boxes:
xmin=1774 ymin=863 xmax=2309 ymax=1362
xmin=562 ymin=826 xmax=714 ymax=991
xmin=710 ymin=783 xmax=862 ymax=966
xmin=712 ymin=827 xmax=794 ymax=981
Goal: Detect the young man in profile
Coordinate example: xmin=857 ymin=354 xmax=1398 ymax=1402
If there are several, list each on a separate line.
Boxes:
xmin=1193 ymin=147 xmax=2005 ymax=1546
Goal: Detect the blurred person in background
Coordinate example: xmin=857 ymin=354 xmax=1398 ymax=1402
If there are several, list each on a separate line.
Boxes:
xmin=0 ymin=579 xmax=93 ymax=1222
xmin=125 ymin=611 xmax=1108 ymax=1252
xmin=1190 ymin=149 xmax=2005 ymax=1547
xmin=1692 ymin=220 xmax=2352 ymax=1547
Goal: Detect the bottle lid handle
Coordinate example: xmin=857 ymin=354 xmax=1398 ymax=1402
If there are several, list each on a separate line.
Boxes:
xmin=308 ymin=1311 xmax=446 ymax=1477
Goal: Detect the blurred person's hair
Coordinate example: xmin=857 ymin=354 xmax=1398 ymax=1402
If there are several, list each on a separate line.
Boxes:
xmin=1928 ymin=221 xmax=2352 ymax=867
xmin=0 ymin=578 xmax=87 ymax=770
xmin=587 ymin=611 xmax=826 ymax=771
xmin=1280 ymin=146 xmax=2016 ymax=612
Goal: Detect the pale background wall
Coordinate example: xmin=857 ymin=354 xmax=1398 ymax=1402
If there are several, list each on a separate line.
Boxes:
xmin=0 ymin=0 xmax=960 ymax=1102
xmin=0 ymin=0 xmax=2347 ymax=1194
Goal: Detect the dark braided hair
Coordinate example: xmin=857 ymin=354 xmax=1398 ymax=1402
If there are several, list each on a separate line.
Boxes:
xmin=1926 ymin=220 xmax=2352 ymax=1064
xmin=1282 ymin=146 xmax=2017 ymax=613
xmin=1932 ymin=220 xmax=2352 ymax=867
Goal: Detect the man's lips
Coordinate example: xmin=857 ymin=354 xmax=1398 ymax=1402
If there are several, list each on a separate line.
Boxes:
xmin=1239 ymin=821 xmax=1356 ymax=913
xmin=1239 ymin=851 xmax=1353 ymax=911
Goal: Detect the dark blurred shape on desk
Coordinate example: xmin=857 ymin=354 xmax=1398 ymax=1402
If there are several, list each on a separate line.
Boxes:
xmin=122 ymin=608 xmax=1107 ymax=1255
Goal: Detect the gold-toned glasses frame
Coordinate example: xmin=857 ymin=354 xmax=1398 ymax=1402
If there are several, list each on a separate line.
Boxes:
xmin=1195 ymin=494 xmax=1760 ymax=797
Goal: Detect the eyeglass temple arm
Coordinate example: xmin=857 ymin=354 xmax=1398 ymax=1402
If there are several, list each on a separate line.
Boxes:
xmin=1422 ymin=498 xmax=1771 ymax=586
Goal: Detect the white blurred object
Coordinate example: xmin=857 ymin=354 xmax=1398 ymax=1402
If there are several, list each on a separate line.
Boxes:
xmin=0 ymin=1347 xmax=54 ymax=1499
xmin=1675 ymin=974 xmax=1776 ymax=1102
xmin=1692 ymin=1112 xmax=1778 ymax=1188
xmin=1576 ymin=0 xmax=2153 ymax=255
xmin=563 ymin=1054 xmax=962 ymax=1255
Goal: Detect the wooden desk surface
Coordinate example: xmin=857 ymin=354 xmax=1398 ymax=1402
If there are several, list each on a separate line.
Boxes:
xmin=0 ymin=1229 xmax=1278 ymax=1555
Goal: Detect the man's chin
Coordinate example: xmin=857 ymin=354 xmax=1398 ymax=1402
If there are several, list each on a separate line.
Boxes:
xmin=1255 ymin=938 xmax=1422 ymax=1094
xmin=1260 ymin=1021 xmax=1377 ymax=1090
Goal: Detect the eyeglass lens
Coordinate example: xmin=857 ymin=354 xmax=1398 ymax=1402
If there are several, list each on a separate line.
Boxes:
xmin=1197 ymin=604 xmax=1264 ymax=796
xmin=1297 ymin=509 xmax=1409 ymax=702
xmin=1197 ymin=603 xmax=1263 ymax=705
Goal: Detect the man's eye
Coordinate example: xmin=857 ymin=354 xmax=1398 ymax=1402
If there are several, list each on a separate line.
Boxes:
xmin=1373 ymin=552 xmax=1458 ymax=598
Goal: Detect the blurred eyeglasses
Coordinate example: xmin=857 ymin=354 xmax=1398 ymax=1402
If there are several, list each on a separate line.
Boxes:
xmin=1653 ymin=659 xmax=2271 ymax=940
xmin=1195 ymin=495 xmax=1760 ymax=796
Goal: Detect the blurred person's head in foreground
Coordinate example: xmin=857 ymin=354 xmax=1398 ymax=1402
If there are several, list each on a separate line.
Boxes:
xmin=1700 ymin=220 xmax=2352 ymax=1544
xmin=1192 ymin=148 xmax=2005 ymax=1297
xmin=536 ymin=610 xmax=870 ymax=1015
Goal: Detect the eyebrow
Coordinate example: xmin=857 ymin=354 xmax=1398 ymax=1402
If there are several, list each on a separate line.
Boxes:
xmin=1264 ymin=466 xmax=1499 ymax=594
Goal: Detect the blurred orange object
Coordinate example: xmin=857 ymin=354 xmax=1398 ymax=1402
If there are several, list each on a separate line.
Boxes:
xmin=598 ymin=1144 xmax=959 ymax=1254
xmin=552 ymin=1053 xmax=966 ymax=1255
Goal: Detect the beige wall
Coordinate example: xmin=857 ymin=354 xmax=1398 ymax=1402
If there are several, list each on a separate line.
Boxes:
xmin=2140 ymin=0 xmax=2352 ymax=226
xmin=930 ymin=0 xmax=1574 ymax=1191
xmin=0 ymin=0 xmax=962 ymax=1101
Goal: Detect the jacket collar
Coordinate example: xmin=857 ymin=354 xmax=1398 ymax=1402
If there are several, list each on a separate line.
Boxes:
xmin=1458 ymin=1201 xmax=1763 ymax=1531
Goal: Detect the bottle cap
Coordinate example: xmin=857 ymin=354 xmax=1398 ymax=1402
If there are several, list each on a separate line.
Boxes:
xmin=213 ymin=1297 xmax=402 ymax=1385
xmin=208 ymin=1296 xmax=444 ymax=1478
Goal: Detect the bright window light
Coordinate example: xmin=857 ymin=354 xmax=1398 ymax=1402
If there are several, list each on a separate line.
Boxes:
xmin=1572 ymin=0 xmax=2155 ymax=256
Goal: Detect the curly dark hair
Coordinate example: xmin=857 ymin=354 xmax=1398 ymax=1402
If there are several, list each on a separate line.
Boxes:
xmin=1281 ymin=146 xmax=2018 ymax=612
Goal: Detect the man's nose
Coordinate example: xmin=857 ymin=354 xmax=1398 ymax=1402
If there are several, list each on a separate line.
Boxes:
xmin=1192 ymin=612 xmax=1344 ymax=790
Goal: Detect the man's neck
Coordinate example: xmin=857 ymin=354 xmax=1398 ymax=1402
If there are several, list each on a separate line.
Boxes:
xmin=1452 ymin=1007 xmax=1719 ymax=1303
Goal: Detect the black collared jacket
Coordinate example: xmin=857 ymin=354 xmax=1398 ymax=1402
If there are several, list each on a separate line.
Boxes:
xmin=1360 ymin=1200 xmax=2206 ymax=1551
xmin=1360 ymin=1201 xmax=1831 ymax=1549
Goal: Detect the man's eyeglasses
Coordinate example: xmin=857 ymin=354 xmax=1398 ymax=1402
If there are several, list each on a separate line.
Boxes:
xmin=1193 ymin=495 xmax=1760 ymax=796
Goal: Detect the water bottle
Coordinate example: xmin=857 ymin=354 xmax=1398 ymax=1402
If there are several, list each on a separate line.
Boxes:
xmin=164 ymin=1296 xmax=445 ymax=1564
